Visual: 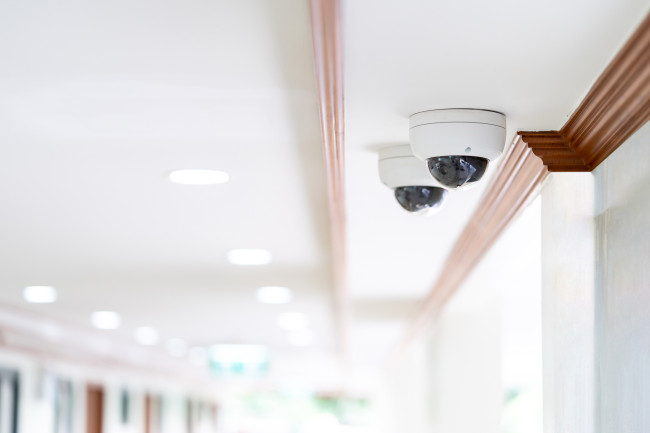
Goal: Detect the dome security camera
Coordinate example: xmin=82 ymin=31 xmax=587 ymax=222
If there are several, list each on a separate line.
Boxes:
xmin=409 ymin=109 xmax=506 ymax=189
xmin=378 ymin=144 xmax=448 ymax=215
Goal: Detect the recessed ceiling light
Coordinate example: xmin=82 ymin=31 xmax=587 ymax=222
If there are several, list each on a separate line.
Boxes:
xmin=227 ymin=249 xmax=272 ymax=265
xmin=134 ymin=326 xmax=160 ymax=346
xmin=165 ymin=338 xmax=188 ymax=358
xmin=288 ymin=329 xmax=315 ymax=347
xmin=169 ymin=169 xmax=229 ymax=185
xmin=22 ymin=286 xmax=58 ymax=303
xmin=277 ymin=312 xmax=309 ymax=331
xmin=90 ymin=311 xmax=121 ymax=330
xmin=256 ymin=286 xmax=293 ymax=304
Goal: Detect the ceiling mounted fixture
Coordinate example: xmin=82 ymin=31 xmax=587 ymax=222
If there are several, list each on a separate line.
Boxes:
xmin=256 ymin=286 xmax=293 ymax=304
xmin=378 ymin=145 xmax=448 ymax=215
xmin=90 ymin=311 xmax=121 ymax=330
xmin=134 ymin=326 xmax=160 ymax=346
xmin=409 ymin=109 xmax=506 ymax=190
xmin=227 ymin=249 xmax=272 ymax=266
xmin=22 ymin=286 xmax=58 ymax=303
xmin=169 ymin=169 xmax=229 ymax=185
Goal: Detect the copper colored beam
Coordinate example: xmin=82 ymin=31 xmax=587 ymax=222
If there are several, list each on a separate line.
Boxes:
xmin=309 ymin=0 xmax=349 ymax=355
xmin=521 ymin=13 xmax=650 ymax=171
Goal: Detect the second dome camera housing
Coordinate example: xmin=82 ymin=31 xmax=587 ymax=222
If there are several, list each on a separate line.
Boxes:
xmin=409 ymin=109 xmax=507 ymax=190
xmin=378 ymin=144 xmax=448 ymax=216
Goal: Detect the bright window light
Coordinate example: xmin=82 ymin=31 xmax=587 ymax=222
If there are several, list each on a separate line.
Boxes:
xmin=91 ymin=311 xmax=121 ymax=330
xmin=227 ymin=249 xmax=272 ymax=265
xmin=278 ymin=312 xmax=309 ymax=330
xmin=257 ymin=286 xmax=293 ymax=304
xmin=22 ymin=286 xmax=57 ymax=303
xmin=165 ymin=338 xmax=188 ymax=357
xmin=209 ymin=344 xmax=270 ymax=375
xmin=169 ymin=169 xmax=229 ymax=185
xmin=288 ymin=329 xmax=315 ymax=347
xmin=134 ymin=326 xmax=160 ymax=346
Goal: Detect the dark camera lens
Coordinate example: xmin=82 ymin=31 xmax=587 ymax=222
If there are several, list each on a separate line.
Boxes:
xmin=426 ymin=156 xmax=489 ymax=189
xmin=394 ymin=186 xmax=447 ymax=214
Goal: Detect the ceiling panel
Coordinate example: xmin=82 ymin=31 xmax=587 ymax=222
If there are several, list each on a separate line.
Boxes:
xmin=0 ymin=0 xmax=333 ymax=353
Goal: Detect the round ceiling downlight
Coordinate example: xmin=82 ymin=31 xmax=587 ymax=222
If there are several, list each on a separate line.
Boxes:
xmin=90 ymin=311 xmax=121 ymax=330
xmin=169 ymin=169 xmax=229 ymax=185
xmin=134 ymin=326 xmax=160 ymax=346
xmin=23 ymin=286 xmax=58 ymax=303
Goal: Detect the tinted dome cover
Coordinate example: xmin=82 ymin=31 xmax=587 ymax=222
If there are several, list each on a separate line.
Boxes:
xmin=394 ymin=186 xmax=447 ymax=214
xmin=427 ymin=156 xmax=489 ymax=189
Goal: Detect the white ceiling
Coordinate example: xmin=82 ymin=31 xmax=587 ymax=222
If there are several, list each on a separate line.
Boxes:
xmin=0 ymin=0 xmax=334 ymax=354
xmin=344 ymin=0 xmax=650 ymax=300
xmin=0 ymin=0 xmax=648 ymax=390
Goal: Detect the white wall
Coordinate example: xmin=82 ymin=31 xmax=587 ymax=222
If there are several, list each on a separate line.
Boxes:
xmin=593 ymin=122 xmax=650 ymax=433
xmin=541 ymin=172 xmax=595 ymax=433
xmin=541 ymin=121 xmax=650 ymax=433
xmin=0 ymin=348 xmax=217 ymax=433
xmin=372 ymin=339 xmax=431 ymax=433
xmin=103 ymin=383 xmax=146 ymax=433
xmin=0 ymin=350 xmax=87 ymax=433
xmin=428 ymin=302 xmax=503 ymax=433
xmin=373 ymin=196 xmax=543 ymax=433
xmin=161 ymin=396 xmax=189 ymax=433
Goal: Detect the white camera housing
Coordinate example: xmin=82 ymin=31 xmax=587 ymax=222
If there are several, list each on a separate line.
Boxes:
xmin=378 ymin=144 xmax=442 ymax=188
xmin=409 ymin=109 xmax=506 ymax=161
xmin=378 ymin=144 xmax=448 ymax=215
xmin=408 ymin=109 xmax=506 ymax=189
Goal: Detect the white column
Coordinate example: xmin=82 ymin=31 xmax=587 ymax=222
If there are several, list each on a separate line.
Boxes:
xmin=593 ymin=122 xmax=650 ymax=433
xmin=541 ymin=171 xmax=595 ymax=433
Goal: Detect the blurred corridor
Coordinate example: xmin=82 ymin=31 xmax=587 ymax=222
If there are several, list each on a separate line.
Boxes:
xmin=1 ymin=1 xmax=649 ymax=432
